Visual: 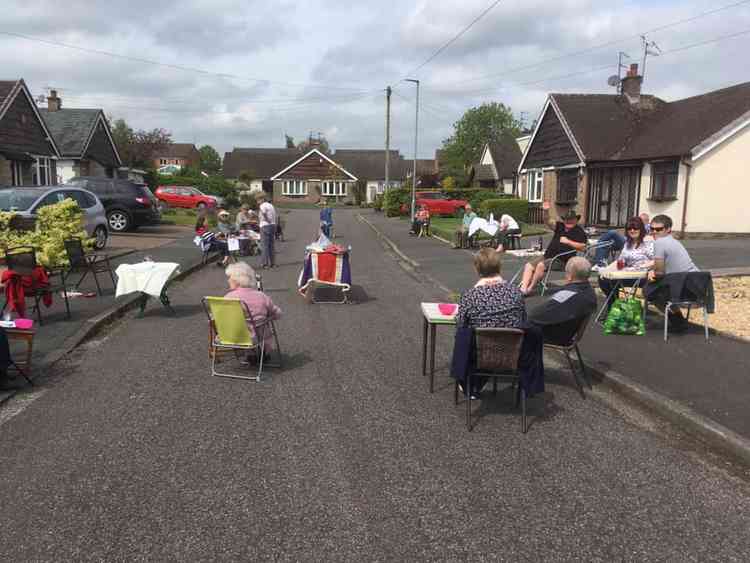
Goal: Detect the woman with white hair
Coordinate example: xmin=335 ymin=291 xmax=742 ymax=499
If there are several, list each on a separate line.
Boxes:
xmin=224 ymin=262 xmax=282 ymax=351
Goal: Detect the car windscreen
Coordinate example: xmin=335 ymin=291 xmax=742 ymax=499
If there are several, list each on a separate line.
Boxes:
xmin=0 ymin=190 xmax=39 ymax=211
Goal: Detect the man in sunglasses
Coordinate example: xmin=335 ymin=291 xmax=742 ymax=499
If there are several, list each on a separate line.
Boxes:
xmin=647 ymin=214 xmax=699 ymax=328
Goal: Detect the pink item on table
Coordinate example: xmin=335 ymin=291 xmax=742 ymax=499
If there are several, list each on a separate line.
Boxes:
xmin=14 ymin=318 xmax=34 ymax=329
xmin=438 ymin=303 xmax=458 ymax=316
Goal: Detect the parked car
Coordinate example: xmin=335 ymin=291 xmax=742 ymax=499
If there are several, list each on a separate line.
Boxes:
xmin=66 ymin=177 xmax=160 ymax=232
xmin=154 ymin=185 xmax=221 ymax=210
xmin=0 ymin=186 xmax=110 ymax=249
xmin=400 ymin=191 xmax=469 ymax=216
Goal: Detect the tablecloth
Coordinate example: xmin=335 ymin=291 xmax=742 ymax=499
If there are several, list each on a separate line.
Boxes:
xmin=298 ymin=250 xmax=351 ymax=294
xmin=115 ymin=262 xmax=180 ymax=298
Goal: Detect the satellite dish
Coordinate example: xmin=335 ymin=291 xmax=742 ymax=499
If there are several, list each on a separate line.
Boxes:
xmin=607 ymin=75 xmax=621 ymax=87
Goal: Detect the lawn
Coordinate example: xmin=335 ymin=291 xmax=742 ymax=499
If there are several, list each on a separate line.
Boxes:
xmin=427 ymin=216 xmax=548 ymax=243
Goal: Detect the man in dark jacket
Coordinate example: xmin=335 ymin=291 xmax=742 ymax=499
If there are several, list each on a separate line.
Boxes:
xmin=529 ymin=257 xmax=597 ymax=345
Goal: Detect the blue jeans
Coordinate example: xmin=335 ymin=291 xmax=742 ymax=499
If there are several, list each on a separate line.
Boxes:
xmin=261 ymin=225 xmax=276 ymax=267
xmin=594 ymin=230 xmax=625 ymax=265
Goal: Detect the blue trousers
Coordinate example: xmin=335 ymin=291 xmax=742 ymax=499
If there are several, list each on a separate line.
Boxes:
xmin=594 ymin=230 xmax=625 ymax=265
xmin=261 ymin=225 xmax=276 ymax=267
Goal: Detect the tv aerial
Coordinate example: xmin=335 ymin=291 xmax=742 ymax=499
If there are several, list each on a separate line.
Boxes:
xmin=607 ymin=75 xmax=621 ymax=88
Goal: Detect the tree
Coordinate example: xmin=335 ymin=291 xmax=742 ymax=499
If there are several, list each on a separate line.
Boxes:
xmin=285 ymin=134 xmax=295 ymax=149
xmin=297 ymin=134 xmax=330 ymax=154
xmin=199 ymin=145 xmax=222 ymax=174
xmin=439 ymin=102 xmax=522 ymax=186
xmin=109 ymin=116 xmax=172 ymax=169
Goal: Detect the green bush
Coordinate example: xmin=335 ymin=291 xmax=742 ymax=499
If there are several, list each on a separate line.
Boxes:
xmin=383 ymin=188 xmax=410 ymax=217
xmin=373 ymin=194 xmax=384 ymax=211
xmin=479 ymin=198 xmax=529 ymax=222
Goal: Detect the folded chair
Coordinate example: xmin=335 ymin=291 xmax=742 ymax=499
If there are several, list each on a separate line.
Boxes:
xmin=455 ymin=327 xmax=526 ymax=432
xmin=202 ymin=297 xmax=266 ymax=381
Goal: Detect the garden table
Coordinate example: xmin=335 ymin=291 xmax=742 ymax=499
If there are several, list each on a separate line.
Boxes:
xmin=420 ymin=302 xmax=457 ymax=393
xmin=115 ymin=261 xmax=180 ymax=317
xmin=595 ymin=268 xmax=649 ymax=323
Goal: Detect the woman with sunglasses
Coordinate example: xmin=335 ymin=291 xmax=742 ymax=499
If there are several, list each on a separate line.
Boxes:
xmin=598 ymin=216 xmax=654 ymax=310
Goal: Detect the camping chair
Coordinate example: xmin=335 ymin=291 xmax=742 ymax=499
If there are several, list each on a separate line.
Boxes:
xmin=63 ymin=239 xmax=116 ymax=297
xmin=454 ymin=327 xmax=526 ymax=432
xmin=663 ymin=272 xmax=713 ymax=342
xmin=253 ymin=273 xmax=284 ymax=367
xmin=543 ymin=314 xmax=593 ymax=399
xmin=3 ymin=246 xmax=70 ymax=324
xmin=202 ymin=296 xmax=268 ymax=381
xmin=539 ymin=249 xmax=578 ymax=296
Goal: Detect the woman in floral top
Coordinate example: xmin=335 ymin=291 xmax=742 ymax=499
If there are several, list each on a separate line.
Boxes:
xmin=456 ymin=248 xmax=526 ymax=329
xmin=598 ymin=216 xmax=654 ymax=309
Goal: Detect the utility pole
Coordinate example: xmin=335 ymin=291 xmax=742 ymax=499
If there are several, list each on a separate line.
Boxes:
xmin=405 ymin=79 xmax=420 ymax=221
xmin=385 ymin=86 xmax=391 ymax=194
xmin=617 ymin=51 xmax=630 ymax=94
xmin=640 ymin=35 xmax=661 ymax=82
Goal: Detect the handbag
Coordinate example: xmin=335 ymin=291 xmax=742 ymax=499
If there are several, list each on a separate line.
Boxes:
xmin=603 ymin=296 xmax=645 ymax=336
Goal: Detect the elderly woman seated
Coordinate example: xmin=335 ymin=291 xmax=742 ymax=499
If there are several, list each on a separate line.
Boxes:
xmin=224 ymin=262 xmax=282 ymax=353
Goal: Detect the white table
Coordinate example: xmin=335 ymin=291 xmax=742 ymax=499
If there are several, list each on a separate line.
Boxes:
xmin=115 ymin=262 xmax=180 ymax=316
xmin=421 ymin=302 xmax=457 ymax=393
xmin=595 ymin=268 xmax=649 ymax=323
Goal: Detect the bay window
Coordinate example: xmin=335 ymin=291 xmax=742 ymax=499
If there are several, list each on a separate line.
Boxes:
xmin=282 ymin=179 xmax=307 ymax=196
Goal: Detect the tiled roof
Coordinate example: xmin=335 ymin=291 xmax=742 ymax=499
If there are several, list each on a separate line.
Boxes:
xmin=38 ymin=108 xmax=100 ymax=156
xmin=333 ymin=149 xmax=406 ymax=181
xmin=223 ymin=148 xmax=301 ymax=179
xmin=487 ymin=135 xmax=522 ymax=178
xmin=159 ymin=143 xmax=198 ymax=158
xmin=0 ymin=80 xmax=19 ymax=117
xmin=472 ymin=164 xmax=496 ymax=181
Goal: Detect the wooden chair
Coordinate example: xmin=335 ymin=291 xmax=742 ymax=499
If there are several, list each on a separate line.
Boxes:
xmin=3 ymin=247 xmax=70 ymax=324
xmin=455 ymin=327 xmax=526 ymax=432
xmin=63 ymin=239 xmax=116 ymax=297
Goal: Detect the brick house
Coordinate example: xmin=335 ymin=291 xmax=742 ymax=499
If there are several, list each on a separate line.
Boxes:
xmin=468 ymin=134 xmax=522 ymax=194
xmin=39 ymin=90 xmax=121 ymax=183
xmin=270 ymin=149 xmax=358 ymax=204
xmin=0 ymin=78 xmax=60 ymax=186
xmin=153 ymin=143 xmax=200 ymax=170
xmin=518 ymin=65 xmax=750 ymax=234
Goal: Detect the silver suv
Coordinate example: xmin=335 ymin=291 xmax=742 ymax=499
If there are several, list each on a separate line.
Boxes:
xmin=0 ymin=186 xmax=109 ymax=249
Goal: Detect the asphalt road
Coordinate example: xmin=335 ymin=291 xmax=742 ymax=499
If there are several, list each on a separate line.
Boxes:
xmin=1 ymin=209 xmax=749 ymax=561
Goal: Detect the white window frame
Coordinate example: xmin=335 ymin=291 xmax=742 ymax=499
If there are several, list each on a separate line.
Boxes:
xmin=33 ymin=157 xmax=52 ymax=186
xmin=527 ymin=170 xmax=543 ymax=203
xmin=10 ymin=161 xmax=23 ymax=186
xmin=322 ymin=181 xmax=347 ymax=197
xmin=281 ymin=179 xmax=308 ymax=196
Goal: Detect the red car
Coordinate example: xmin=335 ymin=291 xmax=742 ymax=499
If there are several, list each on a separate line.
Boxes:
xmin=155 ymin=185 xmax=220 ymax=210
xmin=401 ymin=191 xmax=469 ymax=216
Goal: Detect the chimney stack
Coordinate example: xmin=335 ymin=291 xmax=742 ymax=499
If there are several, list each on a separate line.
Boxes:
xmin=621 ymin=63 xmax=643 ymax=105
xmin=47 ymin=90 xmax=62 ymax=112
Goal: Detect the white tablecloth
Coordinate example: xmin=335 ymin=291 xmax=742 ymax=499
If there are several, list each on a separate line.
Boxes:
xmin=115 ymin=262 xmax=180 ymax=298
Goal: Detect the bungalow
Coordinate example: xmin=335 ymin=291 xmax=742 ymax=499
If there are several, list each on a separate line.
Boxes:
xmin=153 ymin=143 xmax=200 ymax=171
xmin=39 ymin=90 xmax=121 ymax=183
xmin=469 ymin=134 xmax=522 ymax=194
xmin=0 ymin=78 xmax=60 ymax=185
xmin=333 ymin=149 xmax=404 ymax=204
xmin=270 ymin=148 xmax=358 ymax=205
xmin=518 ymin=64 xmax=750 ymax=234
xmin=223 ymin=147 xmax=301 ymax=193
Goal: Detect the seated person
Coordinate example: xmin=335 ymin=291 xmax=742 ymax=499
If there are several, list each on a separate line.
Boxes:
xmin=454 ymin=248 xmax=527 ymax=398
xmin=0 ymin=328 xmax=17 ymax=391
xmin=453 ymin=204 xmax=477 ymax=248
xmin=495 ymin=213 xmax=522 ymax=252
xmin=646 ymin=214 xmax=700 ymax=328
xmin=235 ymin=204 xmax=257 ymax=231
xmin=529 ymin=257 xmax=597 ymax=345
xmin=216 ymin=209 xmax=236 ymax=237
xmin=224 ymin=262 xmax=282 ymax=353
xmin=411 ymin=205 xmax=431 ymax=235
xmin=320 ymin=200 xmax=333 ymax=238
xmin=597 ymin=216 xmax=654 ymax=313
xmin=195 ymin=210 xmax=208 ymax=236
xmin=592 ymin=212 xmax=654 ymax=270
xmin=519 ymin=209 xmax=587 ymax=295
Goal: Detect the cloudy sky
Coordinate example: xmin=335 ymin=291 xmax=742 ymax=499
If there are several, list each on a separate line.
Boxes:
xmin=2 ymin=0 xmax=750 ymax=158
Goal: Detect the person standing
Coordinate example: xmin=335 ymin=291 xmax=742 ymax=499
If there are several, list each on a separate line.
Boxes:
xmin=256 ymin=193 xmax=277 ymax=269
xmin=453 ymin=204 xmax=477 ymax=248
xmin=320 ymin=200 xmax=333 ymax=238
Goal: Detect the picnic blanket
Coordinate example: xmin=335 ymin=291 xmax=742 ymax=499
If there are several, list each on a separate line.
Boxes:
xmin=115 ymin=262 xmax=180 ymax=298
xmin=298 ymin=249 xmax=352 ymax=294
xmin=1 ymin=267 xmax=53 ymax=318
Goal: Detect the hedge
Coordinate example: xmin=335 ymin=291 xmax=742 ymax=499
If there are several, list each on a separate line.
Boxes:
xmin=479 ymin=198 xmax=529 ymax=222
xmin=383 ymin=187 xmax=411 ymax=217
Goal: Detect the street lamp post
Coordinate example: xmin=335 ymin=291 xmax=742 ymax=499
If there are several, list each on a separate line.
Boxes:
xmin=405 ymin=79 xmax=420 ymax=221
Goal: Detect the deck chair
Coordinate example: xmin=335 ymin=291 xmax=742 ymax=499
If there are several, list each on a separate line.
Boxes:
xmin=202 ymin=297 xmax=266 ymax=381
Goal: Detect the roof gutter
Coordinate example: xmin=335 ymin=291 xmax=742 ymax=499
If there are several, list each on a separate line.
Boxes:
xmin=680 ymin=157 xmax=692 ymax=239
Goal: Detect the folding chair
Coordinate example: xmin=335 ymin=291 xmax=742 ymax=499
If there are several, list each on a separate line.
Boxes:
xmin=253 ymin=273 xmax=284 ymax=368
xmin=63 ymin=239 xmax=116 ymax=297
xmin=539 ymin=249 xmax=577 ymax=296
xmin=202 ymin=297 xmax=266 ymax=381
xmin=663 ymin=272 xmax=712 ymax=342
xmin=455 ymin=327 xmax=526 ymax=432
xmin=543 ymin=314 xmax=593 ymax=399
xmin=3 ymin=246 xmax=70 ymax=324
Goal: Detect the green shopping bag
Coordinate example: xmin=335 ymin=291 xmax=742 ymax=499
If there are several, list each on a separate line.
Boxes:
xmin=603 ymin=297 xmax=645 ymax=336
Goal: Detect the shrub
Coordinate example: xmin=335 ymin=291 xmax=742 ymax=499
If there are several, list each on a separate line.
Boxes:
xmin=383 ymin=188 xmax=410 ymax=217
xmin=465 ymin=190 xmax=501 ymax=211
xmin=479 ymin=198 xmax=529 ymax=222
xmin=373 ymin=193 xmax=384 ymax=211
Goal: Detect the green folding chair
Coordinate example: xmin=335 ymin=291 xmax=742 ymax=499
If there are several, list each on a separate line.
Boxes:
xmin=202 ymin=296 xmax=265 ymax=381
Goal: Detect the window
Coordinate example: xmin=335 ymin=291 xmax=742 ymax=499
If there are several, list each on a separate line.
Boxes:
xmin=527 ymin=170 xmax=543 ymax=202
xmin=33 ymin=157 xmax=52 ymax=186
xmin=651 ymin=161 xmax=679 ymax=200
xmin=10 ymin=161 xmax=23 ymax=186
xmin=281 ymin=179 xmax=307 ymax=196
xmin=33 ymin=190 xmax=66 ymax=212
xmin=556 ymin=169 xmax=578 ymax=204
xmin=321 ymin=181 xmax=347 ymax=196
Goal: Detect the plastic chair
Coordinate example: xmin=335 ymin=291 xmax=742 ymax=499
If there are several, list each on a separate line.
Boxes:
xmin=202 ymin=297 xmax=266 ymax=381
xmin=63 ymin=239 xmax=116 ymax=296
xmin=543 ymin=314 xmax=593 ymax=398
xmin=454 ymin=327 xmax=526 ymax=432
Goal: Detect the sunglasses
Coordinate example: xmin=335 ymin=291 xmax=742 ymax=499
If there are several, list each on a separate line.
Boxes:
xmin=651 ymin=226 xmax=666 ymax=232
xmin=626 ymin=226 xmax=640 ymax=231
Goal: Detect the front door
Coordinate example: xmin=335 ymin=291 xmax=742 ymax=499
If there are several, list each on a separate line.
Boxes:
xmin=587 ymin=166 xmax=641 ymax=227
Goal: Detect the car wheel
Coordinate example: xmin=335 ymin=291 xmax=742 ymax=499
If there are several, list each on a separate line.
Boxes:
xmin=107 ymin=210 xmax=131 ymax=232
xmin=197 ymin=202 xmax=207 ymax=210
xmin=93 ymin=226 xmax=108 ymax=250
